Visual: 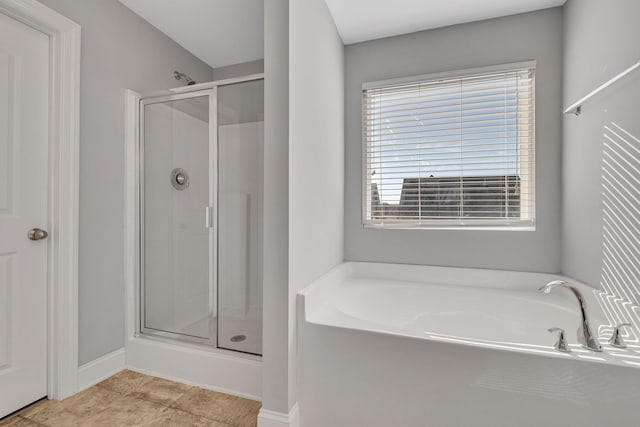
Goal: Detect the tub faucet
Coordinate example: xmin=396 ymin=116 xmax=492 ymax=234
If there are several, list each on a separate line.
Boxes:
xmin=539 ymin=280 xmax=602 ymax=352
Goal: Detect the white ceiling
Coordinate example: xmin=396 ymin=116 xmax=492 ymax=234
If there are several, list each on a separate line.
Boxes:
xmin=119 ymin=0 xmax=264 ymax=69
xmin=119 ymin=0 xmax=566 ymax=67
xmin=324 ymin=0 xmax=566 ymax=45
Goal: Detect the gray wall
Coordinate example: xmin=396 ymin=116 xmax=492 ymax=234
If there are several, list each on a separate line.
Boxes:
xmin=288 ymin=0 xmax=345 ymax=411
xmin=344 ymin=8 xmax=563 ymax=273
xmin=261 ymin=0 xmax=344 ymax=414
xmin=213 ymin=59 xmax=264 ymax=81
xmin=262 ymin=0 xmax=290 ymax=414
xmin=562 ymin=0 xmax=640 ymax=291
xmin=39 ymin=0 xmax=213 ymax=365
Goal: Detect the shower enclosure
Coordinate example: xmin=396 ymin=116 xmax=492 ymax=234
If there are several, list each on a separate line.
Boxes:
xmin=138 ymin=76 xmax=263 ymax=355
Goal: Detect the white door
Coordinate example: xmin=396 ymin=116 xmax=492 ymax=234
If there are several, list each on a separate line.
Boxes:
xmin=0 ymin=11 xmax=50 ymax=418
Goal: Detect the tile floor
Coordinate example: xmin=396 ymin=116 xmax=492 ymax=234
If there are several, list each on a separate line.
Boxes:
xmin=0 ymin=370 xmax=261 ymax=426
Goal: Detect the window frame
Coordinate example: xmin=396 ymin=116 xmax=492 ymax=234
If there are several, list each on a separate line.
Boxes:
xmin=361 ymin=61 xmax=536 ymax=231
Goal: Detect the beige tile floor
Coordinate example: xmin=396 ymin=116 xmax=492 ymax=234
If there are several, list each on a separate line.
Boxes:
xmin=0 ymin=370 xmax=261 ymax=427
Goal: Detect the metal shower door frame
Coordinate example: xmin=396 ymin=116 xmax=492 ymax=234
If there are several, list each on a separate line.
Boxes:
xmin=136 ymin=73 xmax=264 ymax=350
xmin=138 ymin=88 xmax=217 ymax=346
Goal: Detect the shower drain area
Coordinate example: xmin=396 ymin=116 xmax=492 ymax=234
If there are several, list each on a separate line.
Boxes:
xmin=217 ymin=314 xmax=263 ymax=354
xmin=175 ymin=316 xmax=261 ymax=354
xmin=230 ymin=334 xmax=247 ymax=343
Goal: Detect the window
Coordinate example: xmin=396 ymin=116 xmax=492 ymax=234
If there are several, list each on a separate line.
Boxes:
xmin=362 ymin=62 xmax=535 ymax=229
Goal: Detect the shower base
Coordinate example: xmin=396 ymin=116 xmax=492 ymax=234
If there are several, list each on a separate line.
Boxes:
xmin=125 ymin=333 xmax=262 ymax=400
xmin=176 ymin=313 xmax=263 ymax=355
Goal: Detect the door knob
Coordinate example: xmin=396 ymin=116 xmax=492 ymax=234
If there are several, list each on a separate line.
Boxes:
xmin=28 ymin=228 xmax=48 ymax=241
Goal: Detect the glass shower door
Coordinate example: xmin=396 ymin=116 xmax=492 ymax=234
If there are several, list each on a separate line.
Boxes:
xmin=139 ymin=78 xmax=264 ymax=354
xmin=217 ymin=79 xmax=264 ymax=355
xmin=141 ymin=92 xmax=215 ymax=344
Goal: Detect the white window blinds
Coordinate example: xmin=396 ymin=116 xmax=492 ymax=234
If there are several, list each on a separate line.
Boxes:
xmin=362 ymin=64 xmax=535 ymax=228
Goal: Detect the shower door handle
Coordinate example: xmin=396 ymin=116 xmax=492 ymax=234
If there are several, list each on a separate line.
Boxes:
xmin=205 ymin=206 xmax=214 ymax=229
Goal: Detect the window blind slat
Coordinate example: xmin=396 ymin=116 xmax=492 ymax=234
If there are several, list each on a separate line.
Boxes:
xmin=366 ymin=89 xmax=531 ymax=103
xmin=364 ymin=99 xmax=532 ymax=119
xmin=363 ymin=66 xmax=535 ymax=227
xmin=364 ymin=114 xmax=527 ymax=130
xmin=367 ymin=71 xmax=532 ymax=94
xmin=367 ymin=148 xmax=528 ymax=159
xmin=367 ymin=141 xmax=531 ymax=153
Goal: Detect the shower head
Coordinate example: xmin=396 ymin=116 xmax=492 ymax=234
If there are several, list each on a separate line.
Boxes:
xmin=173 ymin=70 xmax=196 ymax=86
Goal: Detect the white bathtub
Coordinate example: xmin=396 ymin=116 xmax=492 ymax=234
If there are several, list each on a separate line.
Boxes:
xmin=297 ymin=262 xmax=640 ymax=427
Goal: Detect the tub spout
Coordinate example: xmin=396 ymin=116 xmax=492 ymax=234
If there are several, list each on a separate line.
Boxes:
xmin=539 ymin=280 xmax=602 ymax=352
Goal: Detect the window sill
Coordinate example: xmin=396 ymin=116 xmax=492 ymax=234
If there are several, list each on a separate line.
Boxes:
xmin=363 ymin=222 xmax=536 ymax=232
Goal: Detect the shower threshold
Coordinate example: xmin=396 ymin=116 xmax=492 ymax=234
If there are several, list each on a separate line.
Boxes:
xmin=142 ymin=314 xmax=263 ymax=356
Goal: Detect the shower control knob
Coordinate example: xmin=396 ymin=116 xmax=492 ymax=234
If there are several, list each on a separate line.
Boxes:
xmin=170 ymin=168 xmax=189 ymax=190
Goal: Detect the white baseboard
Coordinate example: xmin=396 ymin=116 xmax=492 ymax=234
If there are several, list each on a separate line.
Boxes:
xmin=258 ymin=403 xmax=300 ymax=427
xmin=125 ymin=336 xmax=262 ymax=401
xmin=77 ymin=348 xmax=126 ymax=392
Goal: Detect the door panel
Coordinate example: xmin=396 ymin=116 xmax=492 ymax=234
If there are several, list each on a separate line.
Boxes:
xmin=0 ymin=52 xmax=12 ymax=214
xmin=141 ymin=94 xmax=214 ymax=344
xmin=0 ymin=255 xmax=11 ymax=368
xmin=0 ymin=12 xmax=50 ymax=417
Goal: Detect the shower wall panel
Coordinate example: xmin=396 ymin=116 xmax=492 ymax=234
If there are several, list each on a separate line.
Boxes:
xmin=218 ymin=121 xmax=264 ymax=354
